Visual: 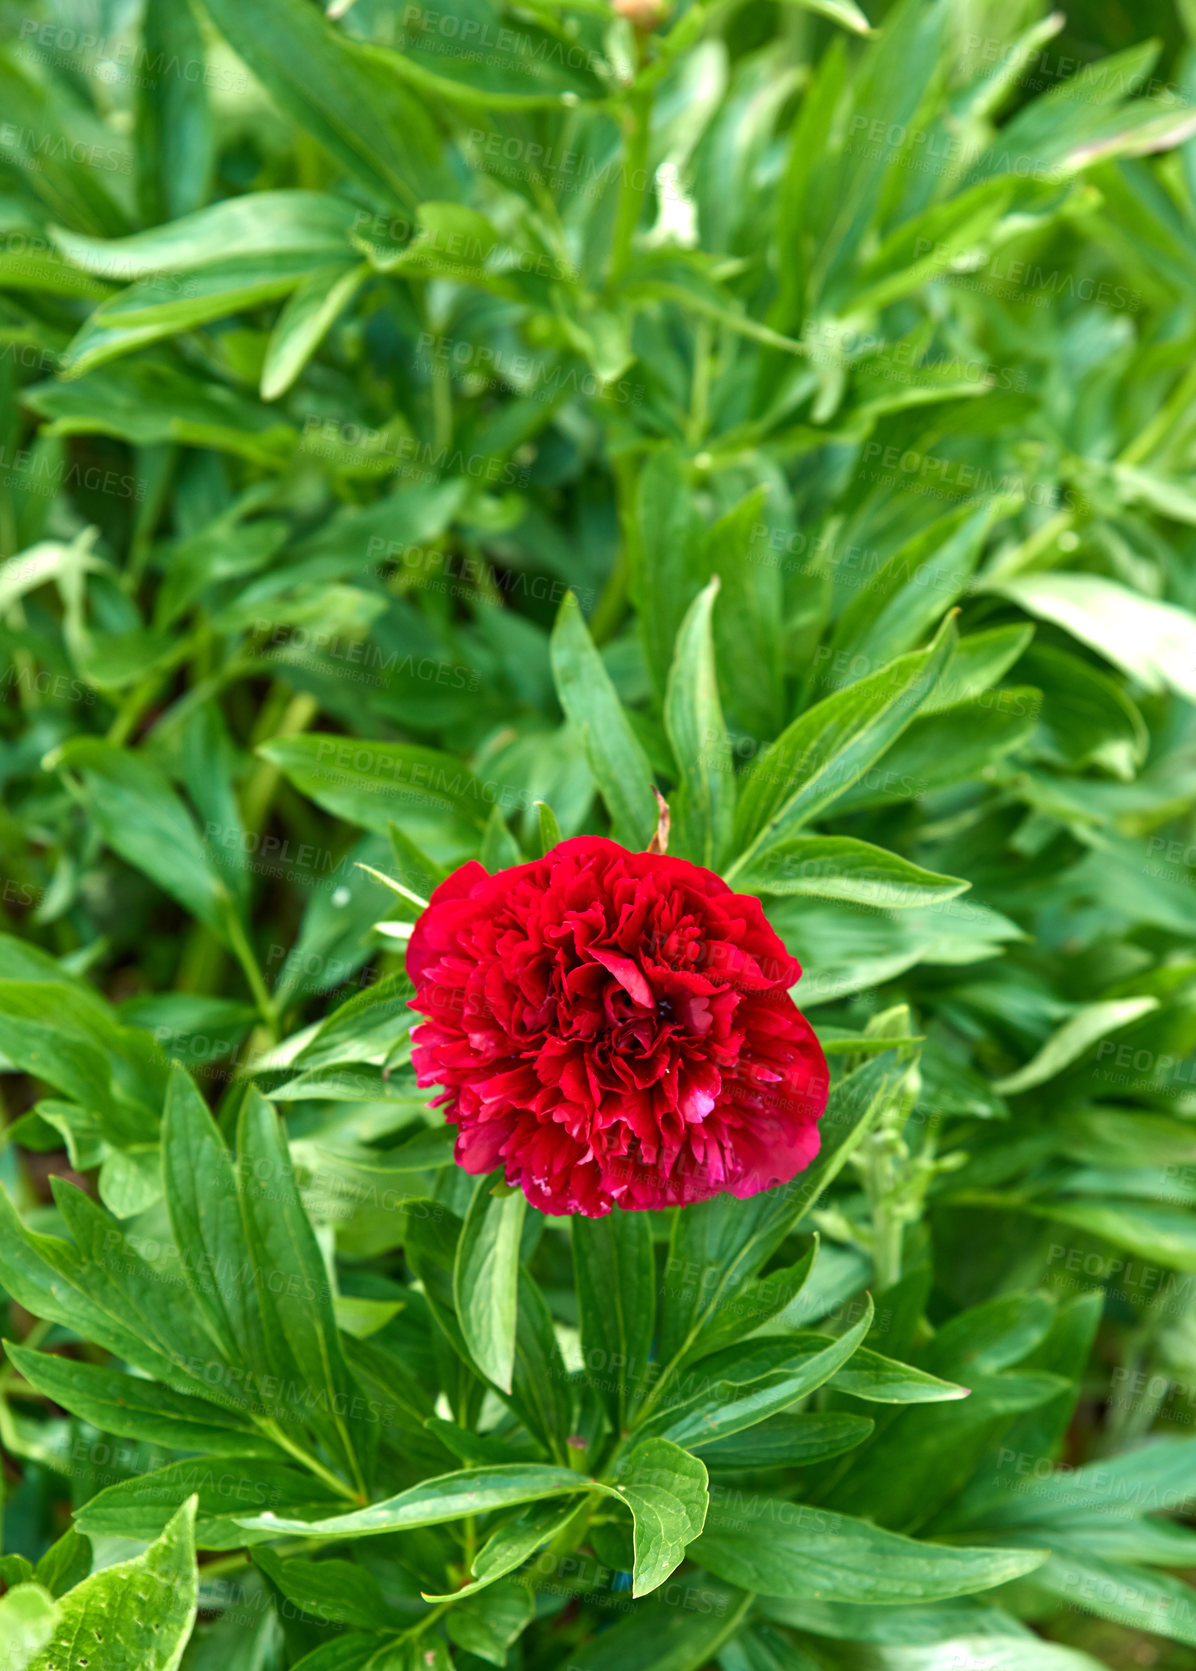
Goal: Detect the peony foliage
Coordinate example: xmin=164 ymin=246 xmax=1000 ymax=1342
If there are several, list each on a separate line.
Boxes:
xmin=2 ymin=1 xmax=1196 ymax=1669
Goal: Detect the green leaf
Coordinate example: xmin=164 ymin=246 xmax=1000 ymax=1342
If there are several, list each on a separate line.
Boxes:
xmin=696 ymin=1412 xmax=874 ymax=1470
xmin=261 ymin=263 xmax=368 ymax=401
xmin=689 ymin=1252 xmax=821 ymax=1366
xmin=235 ymin=1088 xmax=366 ymax=1492
xmin=706 ymin=487 xmax=785 ymax=741
xmin=920 ymin=624 xmax=1036 ymax=715
xmin=2 ymin=1343 xmax=279 ymax=1459
xmin=1008 ymin=1197 xmax=1196 ymax=1273
xmin=480 ymin=804 xmax=523 ymax=872
xmin=445 ymin=1577 xmax=534 ymax=1665
xmin=135 ymin=0 xmax=213 ymax=223
xmin=1031 ymin=1549 xmax=1196 ymax=1648
xmin=73 ymin=1460 xmax=334 ymax=1548
xmin=28 ymin=1496 xmax=198 ymax=1671
xmin=632 ymin=452 xmax=708 ymax=699
xmin=258 ymin=734 xmax=491 ymax=833
xmin=777 ymin=0 xmax=873 ymax=34
xmin=47 ymin=739 xmax=233 ymax=940
xmin=727 ymin=618 xmax=955 ymax=876
xmin=573 ymin=1205 xmax=655 ymax=1430
xmin=829 ymin=1347 xmax=970 ymax=1404
xmin=736 ymin=835 xmax=969 ymax=907
xmin=0 ymin=1181 xmax=235 ymax=1402
xmin=825 ymin=504 xmax=995 ymax=687
xmin=658 ymin=1057 xmax=898 ymax=1370
xmin=831 ymin=687 xmax=1042 ymax=811
xmin=991 ymin=571 xmax=1196 ymax=703
xmin=197 ymin=0 xmax=449 ymax=207
xmin=617 ymin=1438 xmax=709 ymax=1596
xmin=694 ymin=1496 xmax=1046 ymax=1602
xmin=60 ymin=255 xmax=330 ymax=377
xmin=665 ymin=577 xmax=734 ymax=868
xmin=565 ymin=1583 xmax=752 ymax=1671
xmin=550 ymin=593 xmax=658 ymax=849
xmin=33 ymin=1529 xmax=91 ymax=1600
xmin=421 ymin=1498 xmax=582 ymax=1601
xmin=646 ymin=1302 xmax=874 ymax=1447
xmin=237 ymin=1464 xmax=590 ymax=1538
xmin=252 ymin=1549 xmax=399 ymax=1630
xmin=454 ymin=1171 xmax=526 ymax=1393
xmin=161 ymin=1066 xmax=265 ymax=1374
xmin=535 ymin=800 xmax=563 ymax=855
xmin=994 ymin=998 xmax=1160 ymax=1094
xmin=52 ymin=192 xmax=360 ymax=278
xmin=0 ymin=1585 xmax=58 ymax=1671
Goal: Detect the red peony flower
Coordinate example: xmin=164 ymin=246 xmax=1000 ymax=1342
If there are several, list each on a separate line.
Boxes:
xmin=406 ymin=836 xmax=829 ymax=1217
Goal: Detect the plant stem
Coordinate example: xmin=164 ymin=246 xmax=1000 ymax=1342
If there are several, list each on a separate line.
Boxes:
xmin=224 ymin=907 xmax=279 ymax=1041
xmin=256 ymin=1418 xmax=359 ymax=1503
xmin=606 ymin=86 xmax=653 ymax=298
xmin=241 ymin=690 xmax=320 ymax=838
xmin=686 ymin=318 xmax=712 ymax=448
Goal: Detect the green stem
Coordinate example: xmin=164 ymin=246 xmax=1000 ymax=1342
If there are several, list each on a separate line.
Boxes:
xmin=224 ymin=907 xmax=279 ymax=1041
xmin=256 ymin=1418 xmax=359 ymax=1504
xmin=863 ymin=1128 xmax=905 ymax=1293
xmin=588 ymin=451 xmax=640 ymax=644
xmin=685 ymin=318 xmax=712 ymax=449
xmin=431 ymin=360 xmax=453 ymax=456
xmin=241 ymin=690 xmax=319 ymax=838
xmin=606 ymin=86 xmax=653 ymax=298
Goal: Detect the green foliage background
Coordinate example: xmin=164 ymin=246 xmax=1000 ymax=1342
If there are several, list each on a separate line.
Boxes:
xmin=4 ymin=0 xmax=1196 ymax=1666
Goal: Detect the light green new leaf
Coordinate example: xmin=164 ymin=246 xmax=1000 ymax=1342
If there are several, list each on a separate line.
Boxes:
xmin=28 ymin=1497 xmax=198 ymax=1671
xmin=455 ymin=1172 xmax=526 ymax=1394
xmin=0 ymin=1585 xmax=58 ymax=1671
xmin=550 ymin=593 xmax=658 ymax=849
xmin=261 ymin=262 xmax=368 ymax=400
xmin=992 ymin=572 xmax=1196 ymax=703
xmin=994 ymin=998 xmax=1160 ymax=1093
xmin=52 ymin=192 xmax=359 ymax=278
xmin=665 ymin=577 xmax=734 ymax=868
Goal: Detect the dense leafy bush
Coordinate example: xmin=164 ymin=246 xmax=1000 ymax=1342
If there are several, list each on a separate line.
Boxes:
xmin=4 ymin=0 xmax=1196 ymax=1666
